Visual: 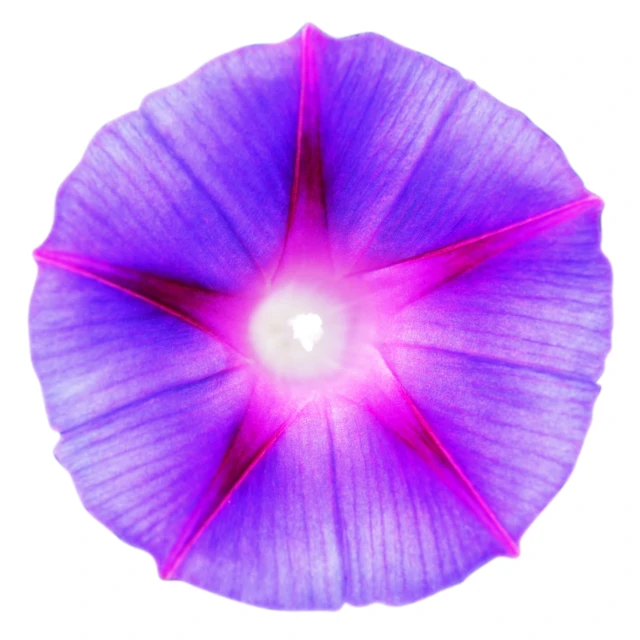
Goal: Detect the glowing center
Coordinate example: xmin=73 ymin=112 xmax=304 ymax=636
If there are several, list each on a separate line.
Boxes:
xmin=250 ymin=286 xmax=346 ymax=380
xmin=288 ymin=313 xmax=323 ymax=352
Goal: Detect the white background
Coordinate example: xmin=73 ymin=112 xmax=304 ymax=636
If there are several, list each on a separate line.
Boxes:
xmin=1 ymin=1 xmax=638 ymax=638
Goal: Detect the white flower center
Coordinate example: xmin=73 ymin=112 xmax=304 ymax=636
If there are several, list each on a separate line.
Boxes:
xmin=287 ymin=313 xmax=323 ymax=352
xmin=250 ymin=286 xmax=346 ymax=380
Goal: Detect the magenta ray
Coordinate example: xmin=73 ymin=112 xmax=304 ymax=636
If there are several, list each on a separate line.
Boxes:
xmin=160 ymin=378 xmax=308 ymax=579
xmin=34 ymin=248 xmax=260 ymax=356
xmin=274 ymin=24 xmax=332 ymax=281
xmin=346 ymin=347 xmax=519 ymax=557
xmin=356 ymin=195 xmax=603 ymax=315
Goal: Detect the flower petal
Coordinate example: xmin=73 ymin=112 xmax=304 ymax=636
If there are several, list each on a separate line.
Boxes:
xmin=160 ymin=377 xmax=306 ymax=583
xmin=30 ymin=266 xmax=253 ymax=563
xmin=327 ymin=397 xmax=505 ymax=606
xmin=42 ymin=37 xmax=301 ymax=290
xmin=140 ymin=37 xmax=301 ymax=283
xmin=168 ymin=396 xmax=506 ymax=609
xmin=378 ymin=209 xmax=611 ymax=537
xmin=170 ymin=401 xmax=344 ymax=610
xmin=315 ymin=29 xmax=588 ymax=273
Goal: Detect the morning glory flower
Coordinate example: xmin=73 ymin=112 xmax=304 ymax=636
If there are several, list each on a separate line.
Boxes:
xmin=29 ymin=24 xmax=612 ymax=610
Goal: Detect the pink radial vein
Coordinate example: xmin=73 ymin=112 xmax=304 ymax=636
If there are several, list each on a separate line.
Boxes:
xmin=35 ymin=24 xmax=604 ymax=576
xmin=366 ymin=346 xmax=520 ymax=557
xmin=160 ymin=382 xmax=310 ymax=579
xmin=32 ymin=249 xmax=260 ymax=358
xmin=273 ymin=24 xmax=332 ymax=281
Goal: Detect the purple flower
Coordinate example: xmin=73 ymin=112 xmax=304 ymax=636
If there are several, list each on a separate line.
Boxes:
xmin=29 ymin=24 xmax=612 ymax=610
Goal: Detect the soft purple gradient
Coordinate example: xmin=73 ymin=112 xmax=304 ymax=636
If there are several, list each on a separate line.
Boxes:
xmin=30 ymin=24 xmax=612 ymax=609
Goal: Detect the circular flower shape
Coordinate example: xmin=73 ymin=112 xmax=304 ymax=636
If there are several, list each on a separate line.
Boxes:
xmin=30 ymin=25 xmax=612 ymax=609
